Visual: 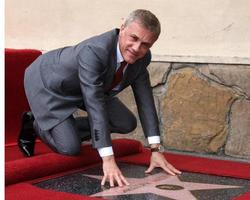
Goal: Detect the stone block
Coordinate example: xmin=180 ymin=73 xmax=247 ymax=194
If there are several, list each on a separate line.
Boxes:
xmin=199 ymin=64 xmax=250 ymax=98
xmin=225 ymin=99 xmax=250 ymax=159
xmin=147 ymin=62 xmax=171 ymax=87
xmin=161 ymin=67 xmax=236 ymax=153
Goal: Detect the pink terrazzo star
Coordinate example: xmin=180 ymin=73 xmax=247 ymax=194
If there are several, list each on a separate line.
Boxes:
xmin=85 ymin=172 xmax=241 ymax=200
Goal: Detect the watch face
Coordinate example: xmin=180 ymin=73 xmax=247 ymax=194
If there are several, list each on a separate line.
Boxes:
xmin=159 ymin=145 xmax=165 ymax=152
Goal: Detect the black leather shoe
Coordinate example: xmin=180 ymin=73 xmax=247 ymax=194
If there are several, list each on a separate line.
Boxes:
xmin=18 ymin=112 xmax=37 ymax=157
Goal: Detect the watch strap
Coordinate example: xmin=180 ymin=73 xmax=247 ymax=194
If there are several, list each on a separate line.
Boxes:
xmin=150 ymin=144 xmax=164 ymax=152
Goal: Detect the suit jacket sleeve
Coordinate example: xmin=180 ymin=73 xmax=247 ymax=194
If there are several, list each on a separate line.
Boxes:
xmin=131 ymin=52 xmax=160 ymax=138
xmin=77 ymin=45 xmax=111 ymax=149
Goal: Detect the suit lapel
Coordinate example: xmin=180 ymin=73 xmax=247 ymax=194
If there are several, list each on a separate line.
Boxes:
xmin=104 ymin=50 xmax=116 ymax=89
xmin=104 ymin=31 xmax=119 ymax=91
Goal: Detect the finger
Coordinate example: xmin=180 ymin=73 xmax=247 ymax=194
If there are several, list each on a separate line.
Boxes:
xmin=167 ymin=163 xmax=182 ymax=174
xmin=109 ymin=175 xmax=114 ymax=187
xmin=101 ymin=175 xmax=107 ymax=186
xmin=114 ymin=174 xmax=123 ymax=187
xmin=173 ymin=169 xmax=182 ymax=174
xmin=119 ymin=174 xmax=130 ymax=186
xmin=161 ymin=164 xmax=176 ymax=176
xmin=145 ymin=164 xmax=155 ymax=174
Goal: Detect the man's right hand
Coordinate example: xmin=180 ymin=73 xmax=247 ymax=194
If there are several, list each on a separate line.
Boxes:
xmin=101 ymin=155 xmax=129 ymax=187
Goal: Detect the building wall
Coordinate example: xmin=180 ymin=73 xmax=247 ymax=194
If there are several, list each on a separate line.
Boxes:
xmin=5 ymin=0 xmax=250 ymax=60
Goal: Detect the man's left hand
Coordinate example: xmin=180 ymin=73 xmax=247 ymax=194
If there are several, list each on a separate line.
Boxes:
xmin=145 ymin=151 xmax=182 ymax=175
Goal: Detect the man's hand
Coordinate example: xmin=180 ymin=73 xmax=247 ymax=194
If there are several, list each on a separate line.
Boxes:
xmin=145 ymin=147 xmax=182 ymax=175
xmin=101 ymin=155 xmax=129 ymax=187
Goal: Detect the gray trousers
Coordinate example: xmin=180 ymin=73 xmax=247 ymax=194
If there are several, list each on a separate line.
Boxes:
xmin=33 ymin=97 xmax=137 ymax=155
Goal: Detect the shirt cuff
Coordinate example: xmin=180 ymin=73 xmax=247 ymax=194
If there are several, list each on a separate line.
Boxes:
xmin=98 ymin=146 xmax=114 ymax=157
xmin=147 ymin=136 xmax=161 ymax=144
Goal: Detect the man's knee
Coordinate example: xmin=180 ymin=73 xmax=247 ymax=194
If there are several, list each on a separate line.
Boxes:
xmin=126 ymin=115 xmax=137 ymax=132
xmin=118 ymin=114 xmax=137 ymax=133
xmin=56 ymin=143 xmax=81 ymax=156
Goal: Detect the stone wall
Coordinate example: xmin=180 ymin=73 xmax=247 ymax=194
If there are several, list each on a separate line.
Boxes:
xmin=114 ymin=62 xmax=250 ymax=161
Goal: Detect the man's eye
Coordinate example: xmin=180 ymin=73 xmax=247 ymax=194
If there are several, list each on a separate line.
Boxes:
xmin=130 ymin=36 xmax=137 ymax=41
xmin=142 ymin=43 xmax=151 ymax=48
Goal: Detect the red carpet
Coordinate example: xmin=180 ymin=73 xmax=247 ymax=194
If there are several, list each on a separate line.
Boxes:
xmin=5 ymin=48 xmax=42 ymax=145
xmin=235 ymin=192 xmax=250 ymax=200
xmin=5 ymin=139 xmax=142 ymax=185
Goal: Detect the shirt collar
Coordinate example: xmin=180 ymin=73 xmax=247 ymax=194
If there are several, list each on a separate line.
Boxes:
xmin=116 ymin=42 xmax=124 ymax=64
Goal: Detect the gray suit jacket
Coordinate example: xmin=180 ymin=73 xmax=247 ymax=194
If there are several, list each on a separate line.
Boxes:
xmin=24 ymin=29 xmax=160 ymax=148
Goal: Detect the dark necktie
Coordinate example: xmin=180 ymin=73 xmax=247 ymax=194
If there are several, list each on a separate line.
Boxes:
xmin=108 ymin=61 xmax=127 ymax=91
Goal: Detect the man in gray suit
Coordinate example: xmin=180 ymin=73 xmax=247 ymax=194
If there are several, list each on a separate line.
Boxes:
xmin=18 ymin=9 xmax=181 ymax=187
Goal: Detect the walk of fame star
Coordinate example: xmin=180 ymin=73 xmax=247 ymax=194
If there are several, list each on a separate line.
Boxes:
xmin=86 ymin=172 xmax=241 ymax=200
xmin=35 ymin=163 xmax=250 ymax=200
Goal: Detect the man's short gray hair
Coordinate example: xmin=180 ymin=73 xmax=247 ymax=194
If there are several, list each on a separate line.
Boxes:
xmin=124 ymin=9 xmax=161 ymax=37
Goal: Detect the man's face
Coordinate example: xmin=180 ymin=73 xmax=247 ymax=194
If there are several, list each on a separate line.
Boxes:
xmin=118 ymin=21 xmax=158 ymax=64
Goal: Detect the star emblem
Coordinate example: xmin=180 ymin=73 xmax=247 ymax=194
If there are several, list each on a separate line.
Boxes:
xmin=85 ymin=172 xmax=241 ymax=200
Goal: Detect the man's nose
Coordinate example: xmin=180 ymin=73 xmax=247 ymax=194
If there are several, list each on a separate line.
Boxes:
xmin=132 ymin=42 xmax=141 ymax=52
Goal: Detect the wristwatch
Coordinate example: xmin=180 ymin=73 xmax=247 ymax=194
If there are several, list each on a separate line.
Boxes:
xmin=150 ymin=144 xmax=165 ymax=153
